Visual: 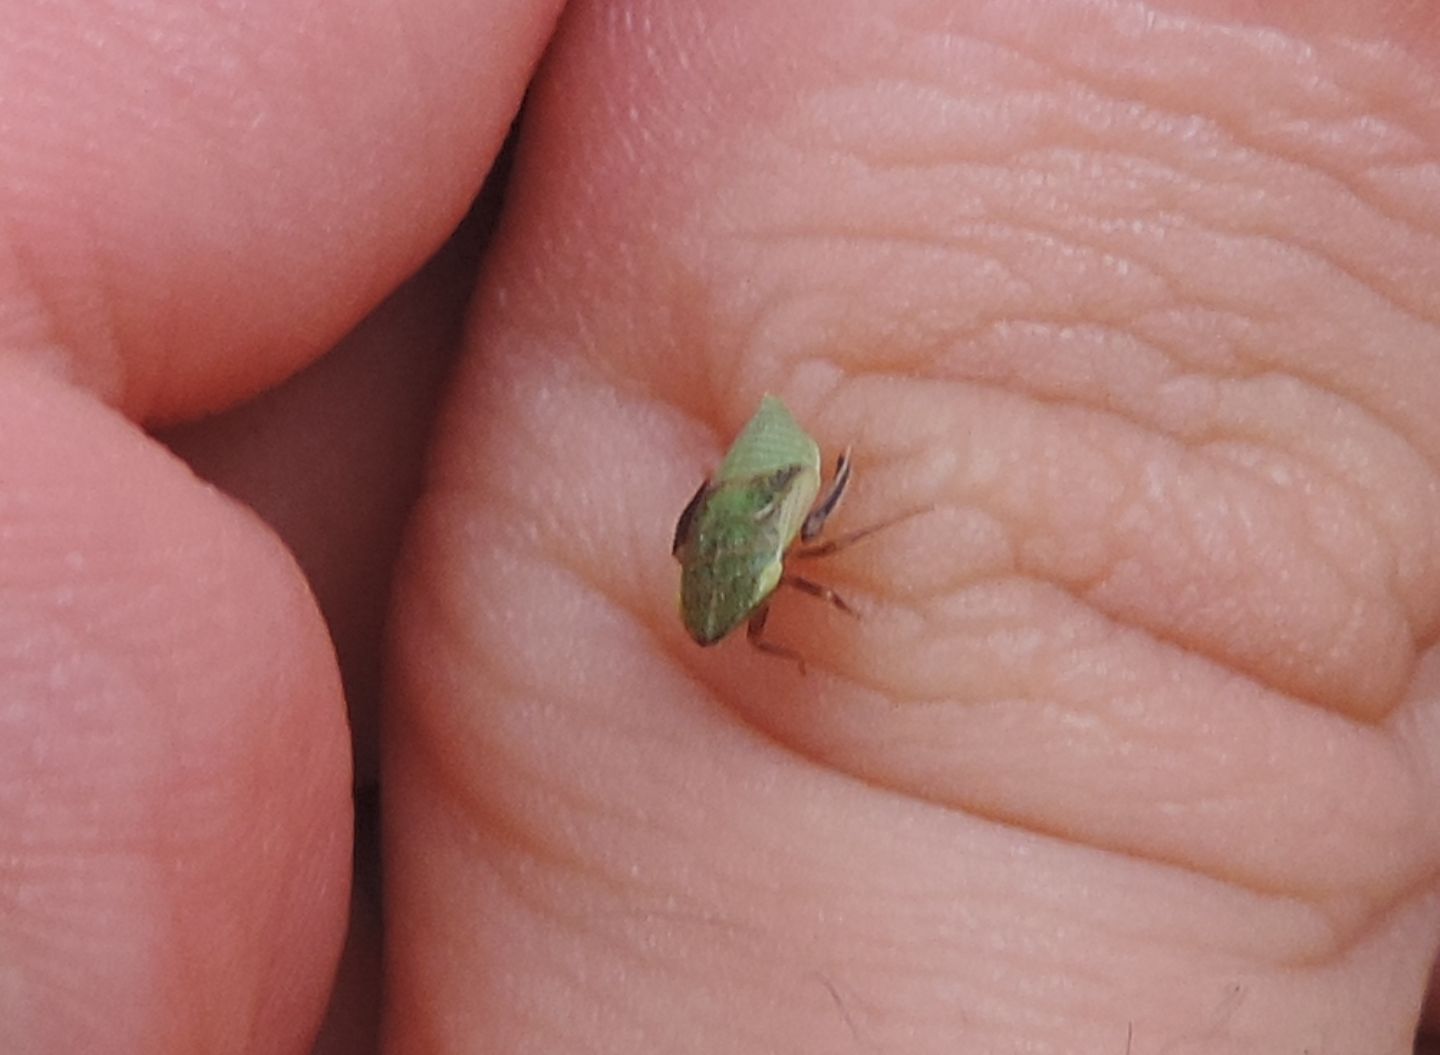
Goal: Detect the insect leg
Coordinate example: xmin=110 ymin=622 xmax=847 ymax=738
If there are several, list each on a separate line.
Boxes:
xmin=801 ymin=446 xmax=853 ymax=541
xmin=782 ymin=573 xmax=858 ymax=617
xmin=672 ymin=479 xmax=711 ymax=556
xmin=793 ymin=506 xmax=929 ymax=559
xmin=746 ymin=604 xmax=808 ymax=672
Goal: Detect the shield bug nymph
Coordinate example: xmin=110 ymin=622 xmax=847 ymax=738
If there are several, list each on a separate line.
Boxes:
xmin=671 ymin=394 xmax=908 ymax=665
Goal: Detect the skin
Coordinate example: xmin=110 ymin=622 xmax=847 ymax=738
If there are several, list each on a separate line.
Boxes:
xmin=5 ymin=1 xmax=1440 ymax=1053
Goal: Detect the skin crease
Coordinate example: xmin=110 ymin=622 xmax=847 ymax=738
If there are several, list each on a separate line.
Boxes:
xmin=5 ymin=3 xmax=1440 ymax=1055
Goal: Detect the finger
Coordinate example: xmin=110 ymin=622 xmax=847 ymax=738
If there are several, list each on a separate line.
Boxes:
xmin=389 ymin=0 xmax=1440 ymax=1051
xmin=0 ymin=0 xmax=562 ymax=423
xmin=161 ymin=192 xmax=504 ymax=788
xmin=160 ymin=207 xmax=496 ymax=1051
xmin=0 ymin=361 xmax=352 ymax=1053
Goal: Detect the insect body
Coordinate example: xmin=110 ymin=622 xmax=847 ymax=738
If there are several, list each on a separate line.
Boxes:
xmin=672 ymin=394 xmax=861 ymax=662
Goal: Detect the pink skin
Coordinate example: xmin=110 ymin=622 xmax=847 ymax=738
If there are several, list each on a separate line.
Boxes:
xmin=0 ymin=0 xmax=561 ymax=1052
xmin=5 ymin=1 xmax=1440 ymax=1053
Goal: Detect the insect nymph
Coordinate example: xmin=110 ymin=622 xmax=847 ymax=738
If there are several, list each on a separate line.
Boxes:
xmin=672 ymin=394 xmax=884 ymax=663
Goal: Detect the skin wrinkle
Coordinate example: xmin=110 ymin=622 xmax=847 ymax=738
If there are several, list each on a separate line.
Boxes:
xmin=807 ymin=687 xmax=1368 ymax=926
xmin=729 ymin=185 xmax=1440 ymax=500
xmin=934 ymin=4 xmax=1378 ymax=121
xmin=408 ymin=705 xmax=605 ymax=906
xmin=723 ymin=283 xmax=884 ymax=386
xmin=804 ymin=15 xmax=1428 ymax=193
xmin=1078 ymin=435 xmax=1308 ymax=604
xmin=985 ymin=286 xmax=1269 ymax=353
xmin=929 ymin=326 xmax=1440 ymax=620
xmin=466 ymin=741 xmax=1345 ymax=1049
xmin=853 ymin=44 xmax=1440 ymax=265
xmin=737 ymin=218 xmax=1224 ymax=344
xmin=461 ymin=781 xmax=948 ymax=1051
xmin=743 ymin=161 xmax=1435 ymax=394
xmin=1036 ymin=389 xmax=1407 ymax=704
xmin=734 ymin=670 xmax=1183 ymax=860
xmin=780 ymin=569 xmax=1274 ymax=714
xmin=734 ymin=27 xmax=1440 ymax=473
xmin=705 ymin=567 xmax=1429 ymax=915
xmin=812 ymin=974 xmax=870 ymax=1053
xmin=443 ymin=621 xmax=685 ymax=869
xmin=428 ymin=553 xmax=786 ymax=895
xmin=473 ymin=835 xmax=666 ymax=969
xmin=391 ymin=589 xmax=547 ymax=839
xmin=1094 ymin=200 xmax=1437 ymax=343
xmin=739 ymin=221 xmax=1041 ymax=299
xmin=1121 ymin=374 xmax=1424 ymax=632
xmin=507 ymin=727 xmax=738 ymax=886
xmin=1198 ymin=440 xmax=1406 ymax=633
xmin=717 ymin=187 xmax=1428 ymax=699
xmin=950 ymin=336 xmax=1399 ymax=575
xmin=440 ymin=542 xmax=1425 ymax=981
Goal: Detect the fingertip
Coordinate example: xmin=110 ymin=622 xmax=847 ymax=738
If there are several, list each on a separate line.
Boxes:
xmin=0 ymin=0 xmax=564 ymax=422
xmin=0 ymin=361 xmax=352 ymax=1052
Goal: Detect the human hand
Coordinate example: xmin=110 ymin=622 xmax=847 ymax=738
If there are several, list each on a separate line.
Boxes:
xmin=9 ymin=2 xmax=1440 ymax=1053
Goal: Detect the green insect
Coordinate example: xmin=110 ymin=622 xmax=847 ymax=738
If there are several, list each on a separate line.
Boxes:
xmin=672 ymin=394 xmax=895 ymax=663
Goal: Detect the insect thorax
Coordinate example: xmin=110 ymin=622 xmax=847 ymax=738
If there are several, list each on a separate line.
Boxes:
xmin=677 ymin=470 xmax=801 ymax=644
